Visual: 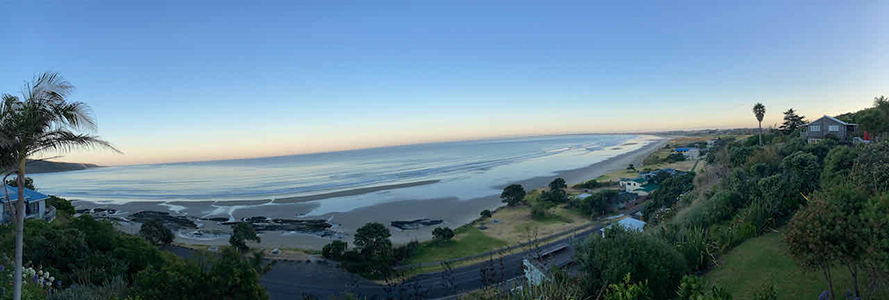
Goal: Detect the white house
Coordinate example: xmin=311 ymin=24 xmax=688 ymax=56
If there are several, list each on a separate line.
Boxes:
xmin=1 ymin=185 xmax=53 ymax=224
xmin=619 ymin=177 xmax=647 ymax=193
xmin=619 ymin=177 xmax=658 ymax=196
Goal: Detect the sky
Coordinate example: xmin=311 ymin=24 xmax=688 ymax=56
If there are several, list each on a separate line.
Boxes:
xmin=1 ymin=1 xmax=887 ymax=165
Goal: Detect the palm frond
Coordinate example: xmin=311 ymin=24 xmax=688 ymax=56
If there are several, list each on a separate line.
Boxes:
xmin=24 ymin=72 xmax=74 ymax=104
xmin=30 ymin=130 xmax=122 ymax=156
xmin=55 ymin=101 xmax=97 ymax=131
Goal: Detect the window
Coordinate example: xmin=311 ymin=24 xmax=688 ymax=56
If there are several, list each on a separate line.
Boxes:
xmin=810 ymin=125 xmax=821 ymax=132
xmin=829 ymin=125 xmax=839 ymax=132
xmin=27 ymin=202 xmax=39 ymax=215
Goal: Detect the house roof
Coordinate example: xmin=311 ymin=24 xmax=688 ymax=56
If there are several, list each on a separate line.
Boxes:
xmin=806 ymin=115 xmax=856 ymax=126
xmin=623 ymin=177 xmax=646 ymax=183
xmin=1 ymin=185 xmax=49 ymax=203
xmin=602 ymin=217 xmax=647 ymax=233
xmin=639 ymin=183 xmax=659 ymax=192
xmin=617 ymin=217 xmax=646 ymax=232
xmin=674 ymin=148 xmax=691 ymax=152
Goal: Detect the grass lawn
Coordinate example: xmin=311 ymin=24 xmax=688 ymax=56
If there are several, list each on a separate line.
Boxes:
xmin=594 ymin=168 xmax=638 ymax=182
xmin=404 ymin=227 xmax=508 ymax=265
xmin=704 ymin=229 xmax=885 ymax=299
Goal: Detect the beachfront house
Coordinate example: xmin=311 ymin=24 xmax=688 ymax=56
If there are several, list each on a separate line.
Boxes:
xmin=801 ymin=115 xmax=858 ymax=143
xmin=600 ymin=217 xmax=646 ymax=237
xmin=672 ymin=147 xmax=701 ymax=160
xmin=0 ymin=185 xmax=55 ymax=224
xmin=619 ymin=177 xmax=658 ymax=196
xmin=619 ymin=177 xmax=646 ymax=193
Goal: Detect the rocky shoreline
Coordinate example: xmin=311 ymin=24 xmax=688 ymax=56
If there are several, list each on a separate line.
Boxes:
xmin=78 ymin=209 xmax=339 ymax=238
xmin=390 ymin=218 xmax=443 ymax=230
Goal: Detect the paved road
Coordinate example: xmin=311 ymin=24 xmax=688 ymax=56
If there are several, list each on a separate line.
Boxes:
xmin=168 ymin=208 xmax=641 ymax=299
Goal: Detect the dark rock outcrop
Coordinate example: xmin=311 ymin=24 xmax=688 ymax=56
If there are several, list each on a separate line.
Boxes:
xmin=390 ymin=219 xmax=443 ymax=230
xmin=128 ymin=211 xmax=198 ymax=230
xmin=223 ymin=217 xmax=333 ymax=233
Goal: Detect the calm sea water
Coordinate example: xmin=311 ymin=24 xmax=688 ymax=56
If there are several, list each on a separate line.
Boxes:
xmin=31 ymin=134 xmax=654 ymax=212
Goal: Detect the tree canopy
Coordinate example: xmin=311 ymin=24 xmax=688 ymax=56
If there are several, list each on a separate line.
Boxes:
xmin=500 ymin=184 xmax=526 ymax=206
xmin=432 ymin=227 xmax=455 ymax=241
xmin=229 ymin=222 xmax=260 ymax=253
xmin=779 ymin=108 xmax=806 ymax=134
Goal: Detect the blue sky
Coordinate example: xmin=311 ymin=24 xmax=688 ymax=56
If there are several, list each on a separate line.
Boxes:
xmin=1 ymin=1 xmax=887 ymax=165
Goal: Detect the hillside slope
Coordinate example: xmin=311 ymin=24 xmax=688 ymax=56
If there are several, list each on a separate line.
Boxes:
xmin=24 ymin=160 xmax=101 ymax=174
xmin=704 ymin=229 xmax=885 ymax=299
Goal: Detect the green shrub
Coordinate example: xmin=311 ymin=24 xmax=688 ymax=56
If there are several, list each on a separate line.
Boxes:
xmin=604 ymin=273 xmax=652 ymax=300
xmin=46 ymin=196 xmax=75 ymax=216
xmin=729 ymin=146 xmax=756 ymax=167
xmin=393 ymin=240 xmax=419 ymax=262
xmin=576 ymin=226 xmax=688 ymax=300
xmin=734 ymin=198 xmax=775 ymax=237
xmin=139 ymin=219 xmax=174 ymax=246
xmin=432 ymin=227 xmax=455 ymax=241
xmin=676 ymin=275 xmax=706 ymax=300
xmin=322 ymin=240 xmax=348 ymax=260
xmin=134 ymin=248 xmax=269 ymax=300
xmin=531 ymin=204 xmax=547 ymax=220
xmin=820 ymin=146 xmax=857 ymax=189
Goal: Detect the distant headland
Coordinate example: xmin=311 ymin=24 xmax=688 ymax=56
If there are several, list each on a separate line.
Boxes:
xmin=25 ymin=160 xmax=101 ymax=174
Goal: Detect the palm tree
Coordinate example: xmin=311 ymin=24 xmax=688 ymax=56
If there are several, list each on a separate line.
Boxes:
xmin=753 ymin=103 xmax=766 ymax=146
xmin=0 ymin=72 xmax=119 ymax=300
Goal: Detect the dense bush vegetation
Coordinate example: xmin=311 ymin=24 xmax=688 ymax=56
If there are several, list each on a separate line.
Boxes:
xmin=569 ymin=189 xmax=628 ymax=217
xmin=572 ymin=179 xmax=618 ymax=190
xmin=641 ymin=172 xmax=695 ymax=223
xmin=324 ymin=222 xmax=418 ymax=279
xmin=139 ymin=219 xmax=174 ymax=246
xmin=134 ymin=248 xmax=269 ymax=300
xmin=0 ymin=215 xmax=270 ymax=299
xmin=576 ymin=226 xmax=688 ymax=300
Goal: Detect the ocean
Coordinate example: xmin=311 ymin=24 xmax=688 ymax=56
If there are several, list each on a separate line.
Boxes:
xmin=31 ymin=134 xmax=656 ymax=216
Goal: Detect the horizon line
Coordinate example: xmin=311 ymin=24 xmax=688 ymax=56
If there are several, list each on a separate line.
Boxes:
xmin=43 ymin=126 xmax=757 ymax=167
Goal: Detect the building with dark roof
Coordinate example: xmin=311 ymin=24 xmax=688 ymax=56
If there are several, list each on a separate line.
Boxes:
xmin=801 ymin=115 xmax=857 ymax=143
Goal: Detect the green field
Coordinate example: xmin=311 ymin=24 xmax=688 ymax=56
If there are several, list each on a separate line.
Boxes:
xmin=705 ymin=229 xmax=885 ymax=299
xmin=404 ymin=227 xmax=508 ymax=265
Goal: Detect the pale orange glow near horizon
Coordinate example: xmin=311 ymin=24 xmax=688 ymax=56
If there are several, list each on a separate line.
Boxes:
xmin=39 ymin=96 xmax=876 ymax=166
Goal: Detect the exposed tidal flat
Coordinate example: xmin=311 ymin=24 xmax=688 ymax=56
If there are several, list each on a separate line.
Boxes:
xmin=38 ymin=134 xmax=667 ymax=250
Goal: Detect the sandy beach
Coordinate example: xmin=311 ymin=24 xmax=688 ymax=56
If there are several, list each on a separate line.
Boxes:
xmin=73 ymin=136 xmax=669 ymax=250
